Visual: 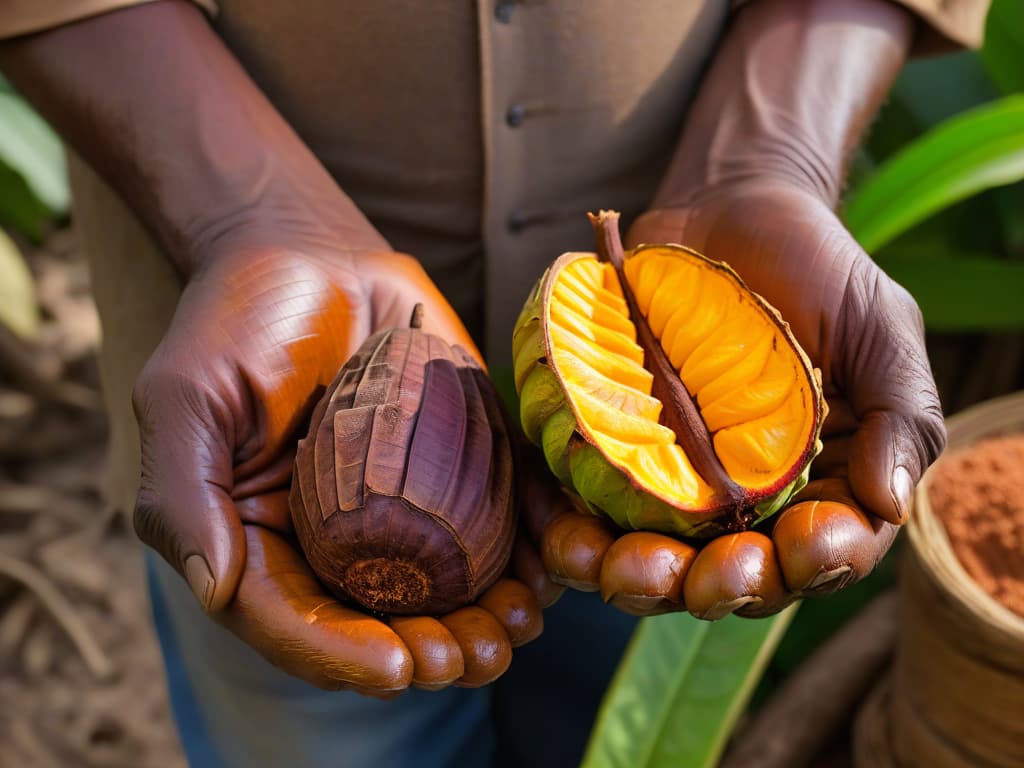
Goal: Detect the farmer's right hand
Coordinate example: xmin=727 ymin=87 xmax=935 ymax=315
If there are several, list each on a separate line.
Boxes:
xmin=133 ymin=244 xmax=546 ymax=694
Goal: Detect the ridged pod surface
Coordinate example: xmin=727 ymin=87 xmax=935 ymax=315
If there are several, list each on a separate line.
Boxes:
xmin=290 ymin=307 xmax=517 ymax=615
xmin=513 ymin=212 xmax=825 ymax=538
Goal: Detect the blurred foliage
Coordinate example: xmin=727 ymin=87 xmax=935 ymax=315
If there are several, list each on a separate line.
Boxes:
xmin=0 ymin=75 xmax=68 ymax=241
xmin=0 ymin=226 xmax=40 ymax=339
xmin=0 ymin=75 xmax=57 ymax=340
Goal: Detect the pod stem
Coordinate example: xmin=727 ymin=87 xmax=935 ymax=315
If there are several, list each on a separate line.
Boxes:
xmin=410 ymin=303 xmax=424 ymax=329
xmin=589 ymin=211 xmax=744 ymax=510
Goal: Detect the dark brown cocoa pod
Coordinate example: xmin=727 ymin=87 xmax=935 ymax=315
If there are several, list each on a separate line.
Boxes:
xmin=289 ymin=305 xmax=517 ymax=616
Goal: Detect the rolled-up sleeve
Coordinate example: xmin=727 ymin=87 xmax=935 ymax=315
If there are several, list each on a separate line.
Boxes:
xmin=0 ymin=0 xmax=217 ymax=39
xmin=732 ymin=0 xmax=991 ymax=54
xmin=895 ymin=0 xmax=990 ymax=52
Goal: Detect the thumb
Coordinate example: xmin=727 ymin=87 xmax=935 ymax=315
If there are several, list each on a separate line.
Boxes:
xmin=132 ymin=364 xmax=246 ymax=613
xmin=848 ymin=408 xmax=944 ymax=525
xmin=842 ymin=275 xmax=946 ymax=524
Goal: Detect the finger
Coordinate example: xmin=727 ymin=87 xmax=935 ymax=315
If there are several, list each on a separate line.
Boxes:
xmin=515 ymin=438 xmax=577 ymax=543
xmin=440 ymin=607 xmax=513 ymax=688
xmin=541 ymin=512 xmax=617 ymax=591
xmin=132 ymin=368 xmax=246 ymax=613
xmin=683 ymin=532 xmax=791 ymax=620
xmin=774 ymin=479 xmax=898 ymax=595
xmin=389 ymin=617 xmax=464 ymax=691
xmin=366 ymin=253 xmax=481 ymax=362
xmin=511 ymin=534 xmax=565 ymax=608
xmin=233 ymin=449 xmax=297 ymax=502
xmin=820 ymin=392 xmax=858 ymax=437
xmin=235 ymin=489 xmax=293 ymax=533
xmin=840 ymin=275 xmax=946 ymax=524
xmin=222 ymin=526 xmax=413 ymax=692
xmin=477 ymin=578 xmax=543 ymax=647
xmin=599 ymin=532 xmax=697 ymax=616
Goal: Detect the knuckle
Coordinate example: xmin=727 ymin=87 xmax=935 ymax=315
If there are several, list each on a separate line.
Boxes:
xmin=133 ymin=489 xmax=182 ymax=570
xmin=912 ymin=404 xmax=948 ymax=466
xmin=131 ymin=358 xmax=184 ymax=422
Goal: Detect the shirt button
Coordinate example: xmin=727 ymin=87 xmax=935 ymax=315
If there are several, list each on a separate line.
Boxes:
xmin=507 ymin=211 xmax=528 ymax=233
xmin=506 ymin=104 xmax=526 ymax=128
xmin=495 ymin=1 xmax=515 ymax=23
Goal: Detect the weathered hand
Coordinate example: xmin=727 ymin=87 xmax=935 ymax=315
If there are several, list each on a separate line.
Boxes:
xmin=133 ymin=246 xmax=545 ymax=692
xmin=538 ymin=181 xmax=945 ymax=619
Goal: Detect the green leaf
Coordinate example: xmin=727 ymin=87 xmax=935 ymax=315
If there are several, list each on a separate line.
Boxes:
xmin=0 ymin=91 xmax=68 ymax=213
xmin=0 ymin=161 xmax=51 ymax=240
xmin=980 ymin=0 xmax=1024 ymax=95
xmin=843 ymin=96 xmax=1024 ymax=253
xmin=581 ymin=606 xmax=797 ymax=768
xmin=0 ymin=228 xmax=40 ymax=340
xmin=876 ymin=252 xmax=1024 ymax=331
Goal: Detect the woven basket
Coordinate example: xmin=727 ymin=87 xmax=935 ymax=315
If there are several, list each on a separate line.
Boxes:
xmin=854 ymin=391 xmax=1024 ymax=768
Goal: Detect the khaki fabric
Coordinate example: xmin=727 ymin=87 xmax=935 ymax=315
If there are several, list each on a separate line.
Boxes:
xmin=0 ymin=0 xmax=217 ymax=37
xmin=5 ymin=1 xmax=991 ymax=517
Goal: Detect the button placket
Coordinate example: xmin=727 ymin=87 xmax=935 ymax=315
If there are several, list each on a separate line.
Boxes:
xmin=478 ymin=0 xmax=553 ymax=359
xmin=495 ymin=1 xmax=515 ymax=24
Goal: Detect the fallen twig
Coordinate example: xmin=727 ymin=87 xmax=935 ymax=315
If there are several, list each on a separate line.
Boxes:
xmin=719 ymin=591 xmax=899 ymax=768
xmin=0 ymin=552 xmax=115 ymax=681
xmin=7 ymin=718 xmax=63 ymax=768
xmin=0 ymin=322 xmax=101 ymax=411
xmin=0 ymin=592 xmax=36 ymax=659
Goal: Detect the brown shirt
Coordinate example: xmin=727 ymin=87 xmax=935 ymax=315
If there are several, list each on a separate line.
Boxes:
xmin=0 ymin=0 xmax=991 ymax=513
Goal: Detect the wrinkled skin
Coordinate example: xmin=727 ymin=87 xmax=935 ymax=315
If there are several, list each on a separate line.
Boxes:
xmin=538 ymin=182 xmax=946 ymax=619
xmin=132 ymin=246 xmax=559 ymax=693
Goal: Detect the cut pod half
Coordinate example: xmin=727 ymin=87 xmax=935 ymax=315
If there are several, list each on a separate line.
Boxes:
xmin=513 ymin=211 xmax=825 ymax=538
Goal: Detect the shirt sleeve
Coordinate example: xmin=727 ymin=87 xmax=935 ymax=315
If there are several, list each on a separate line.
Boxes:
xmin=0 ymin=0 xmax=217 ymax=39
xmin=895 ymin=0 xmax=990 ymax=53
xmin=731 ymin=0 xmax=991 ymax=55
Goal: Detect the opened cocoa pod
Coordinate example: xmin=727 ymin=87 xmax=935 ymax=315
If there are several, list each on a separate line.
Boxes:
xmin=513 ymin=210 xmax=825 ymax=539
xmin=289 ymin=305 xmax=517 ymax=616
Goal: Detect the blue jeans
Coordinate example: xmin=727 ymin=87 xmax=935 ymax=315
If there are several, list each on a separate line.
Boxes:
xmin=146 ymin=554 xmax=637 ymax=768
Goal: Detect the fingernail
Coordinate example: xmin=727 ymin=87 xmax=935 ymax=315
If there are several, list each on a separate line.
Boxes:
xmin=694 ymin=596 xmax=759 ymax=621
xmin=184 ymin=554 xmax=215 ymax=611
xmin=891 ymin=466 xmax=914 ymax=521
xmin=803 ymin=565 xmax=853 ymax=592
xmin=607 ymin=594 xmax=670 ymax=615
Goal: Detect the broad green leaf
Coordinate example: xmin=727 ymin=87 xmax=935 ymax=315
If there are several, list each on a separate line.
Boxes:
xmin=876 ymin=252 xmax=1024 ymax=331
xmin=0 ymin=92 xmax=68 ymax=214
xmin=581 ymin=607 xmax=796 ymax=768
xmin=0 ymin=228 xmax=40 ymax=340
xmin=844 ymin=96 xmax=1024 ymax=252
xmin=980 ymin=0 xmax=1024 ymax=95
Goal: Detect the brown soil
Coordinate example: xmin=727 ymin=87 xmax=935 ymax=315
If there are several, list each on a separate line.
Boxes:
xmin=929 ymin=433 xmax=1024 ymax=618
xmin=0 ymin=228 xmax=185 ymax=767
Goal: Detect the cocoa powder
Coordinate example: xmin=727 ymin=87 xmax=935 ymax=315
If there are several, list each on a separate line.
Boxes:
xmin=928 ymin=434 xmax=1024 ymax=618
